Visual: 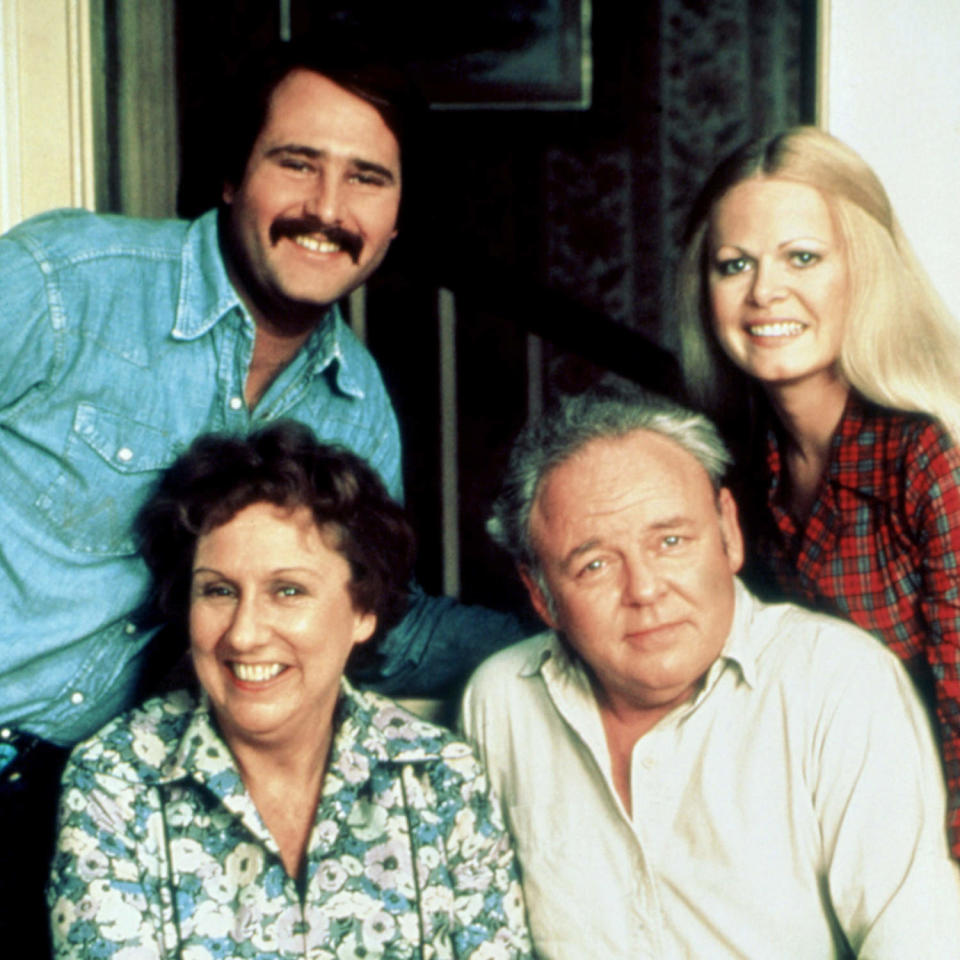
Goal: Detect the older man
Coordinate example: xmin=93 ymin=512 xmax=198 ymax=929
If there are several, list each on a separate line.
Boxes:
xmin=461 ymin=388 xmax=960 ymax=958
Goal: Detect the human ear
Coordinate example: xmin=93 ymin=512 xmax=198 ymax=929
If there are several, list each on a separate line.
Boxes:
xmin=518 ymin=566 xmax=557 ymax=629
xmin=352 ymin=610 xmax=377 ymax=645
xmin=717 ymin=488 xmax=745 ymax=574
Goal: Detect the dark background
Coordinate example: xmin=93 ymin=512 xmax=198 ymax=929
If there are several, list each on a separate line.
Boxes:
xmin=169 ymin=0 xmax=814 ymax=614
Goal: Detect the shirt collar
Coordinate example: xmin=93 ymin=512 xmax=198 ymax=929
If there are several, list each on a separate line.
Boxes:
xmin=827 ymin=393 xmax=894 ymax=498
xmin=303 ymin=309 xmax=367 ymax=399
xmin=329 ymin=677 xmax=455 ymax=766
xmin=766 ymin=392 xmax=889 ymax=501
xmin=158 ymin=678 xmax=447 ymax=787
xmin=171 ymin=209 xmax=365 ymax=399
xmin=172 ymin=209 xmax=244 ymax=340
xmin=715 ymin=578 xmax=758 ymax=689
xmin=519 ymin=630 xmax=562 ymax=678
xmin=161 ymin=691 xmax=244 ymax=796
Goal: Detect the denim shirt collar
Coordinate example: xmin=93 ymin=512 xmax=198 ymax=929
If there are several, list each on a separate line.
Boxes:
xmin=171 ymin=209 xmax=365 ymax=400
xmin=307 ymin=312 xmax=367 ymax=400
xmin=170 ymin=210 xmax=240 ymax=340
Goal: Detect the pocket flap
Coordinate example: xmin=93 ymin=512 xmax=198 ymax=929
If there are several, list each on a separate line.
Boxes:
xmin=73 ymin=402 xmax=174 ymax=474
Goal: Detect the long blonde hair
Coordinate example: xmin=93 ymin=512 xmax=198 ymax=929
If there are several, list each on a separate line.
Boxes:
xmin=676 ymin=126 xmax=960 ymax=440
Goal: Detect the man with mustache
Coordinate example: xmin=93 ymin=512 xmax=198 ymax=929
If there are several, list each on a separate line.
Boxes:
xmin=0 ymin=41 xmax=526 ymax=946
xmin=462 ymin=386 xmax=960 ymax=958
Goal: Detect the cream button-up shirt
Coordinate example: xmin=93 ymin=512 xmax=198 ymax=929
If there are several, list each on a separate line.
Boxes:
xmin=461 ymin=579 xmax=960 ymax=959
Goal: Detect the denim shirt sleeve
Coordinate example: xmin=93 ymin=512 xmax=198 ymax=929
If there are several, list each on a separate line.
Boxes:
xmin=0 ymin=235 xmax=59 ymax=408
xmin=362 ymin=583 xmax=538 ymax=696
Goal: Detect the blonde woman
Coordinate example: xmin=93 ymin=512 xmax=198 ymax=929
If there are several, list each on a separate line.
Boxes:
xmin=676 ymin=126 xmax=960 ymax=859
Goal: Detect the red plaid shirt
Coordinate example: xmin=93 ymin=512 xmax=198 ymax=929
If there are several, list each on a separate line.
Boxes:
xmin=752 ymin=395 xmax=960 ymax=858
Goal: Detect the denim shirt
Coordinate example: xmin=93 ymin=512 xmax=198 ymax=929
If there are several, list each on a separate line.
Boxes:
xmin=0 ymin=209 xmax=525 ymax=747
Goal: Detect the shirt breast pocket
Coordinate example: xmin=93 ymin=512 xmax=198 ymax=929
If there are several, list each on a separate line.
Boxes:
xmin=36 ymin=402 xmax=178 ymax=556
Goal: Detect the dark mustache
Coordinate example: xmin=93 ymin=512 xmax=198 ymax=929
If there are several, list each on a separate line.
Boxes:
xmin=269 ymin=217 xmax=363 ymax=264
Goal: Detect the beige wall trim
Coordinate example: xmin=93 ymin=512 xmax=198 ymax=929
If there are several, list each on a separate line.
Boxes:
xmin=438 ymin=287 xmax=461 ymax=599
xmin=67 ymin=0 xmax=95 ymax=209
xmin=0 ymin=0 xmax=24 ymax=230
xmin=0 ymin=0 xmax=96 ymax=231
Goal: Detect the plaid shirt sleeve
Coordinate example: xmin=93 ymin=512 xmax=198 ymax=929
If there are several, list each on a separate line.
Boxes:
xmin=904 ymin=424 xmax=960 ymax=858
xmin=756 ymin=400 xmax=960 ymax=860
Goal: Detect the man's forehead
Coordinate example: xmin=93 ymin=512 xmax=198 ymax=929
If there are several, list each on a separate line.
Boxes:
xmin=268 ymin=67 xmax=348 ymax=106
xmin=263 ymin=68 xmax=400 ymax=149
xmin=531 ymin=430 xmax=716 ymax=537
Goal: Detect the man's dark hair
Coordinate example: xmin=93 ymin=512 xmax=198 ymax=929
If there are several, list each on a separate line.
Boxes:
xmin=134 ymin=421 xmax=415 ymax=671
xmin=222 ymin=36 xmax=422 ymax=196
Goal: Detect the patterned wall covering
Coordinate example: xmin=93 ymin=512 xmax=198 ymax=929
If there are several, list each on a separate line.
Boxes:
xmin=658 ymin=0 xmax=808 ymax=348
xmin=172 ymin=0 xmax=812 ymax=604
xmin=540 ymin=0 xmax=809 ymax=351
xmin=544 ymin=145 xmax=639 ymax=329
xmin=175 ymin=0 xmax=808 ymax=352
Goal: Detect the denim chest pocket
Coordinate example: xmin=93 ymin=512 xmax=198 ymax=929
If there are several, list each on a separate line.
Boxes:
xmin=36 ymin=402 xmax=179 ymax=556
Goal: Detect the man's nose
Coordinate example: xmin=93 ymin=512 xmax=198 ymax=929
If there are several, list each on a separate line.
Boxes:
xmin=748 ymin=259 xmax=787 ymax=307
xmin=306 ymin=172 xmax=343 ymax=225
xmin=622 ymin=555 xmax=666 ymax=605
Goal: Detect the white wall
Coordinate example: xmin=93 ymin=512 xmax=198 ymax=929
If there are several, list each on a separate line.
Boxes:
xmin=820 ymin=0 xmax=960 ymax=320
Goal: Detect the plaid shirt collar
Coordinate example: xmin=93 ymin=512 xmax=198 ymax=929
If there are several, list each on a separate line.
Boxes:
xmin=766 ymin=392 xmax=892 ymax=505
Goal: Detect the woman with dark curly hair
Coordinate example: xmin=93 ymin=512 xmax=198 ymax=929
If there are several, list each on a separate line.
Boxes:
xmin=47 ymin=421 xmax=531 ymax=960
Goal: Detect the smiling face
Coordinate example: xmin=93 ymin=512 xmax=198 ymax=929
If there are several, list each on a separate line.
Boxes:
xmin=522 ymin=429 xmax=743 ymax=716
xmin=707 ymin=177 xmax=850 ymax=393
xmin=190 ymin=501 xmax=376 ymax=751
xmin=222 ymin=69 xmax=401 ymax=325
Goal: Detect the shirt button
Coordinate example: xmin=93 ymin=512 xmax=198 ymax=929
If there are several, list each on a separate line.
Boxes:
xmin=116 ymin=447 xmax=133 ymax=462
xmin=229 ymin=396 xmax=243 ymax=410
xmin=70 ymin=691 xmax=84 ymax=705
xmin=641 ymin=756 xmax=654 ymax=770
xmin=0 ymin=728 xmax=10 ymax=740
xmin=124 ymin=622 xmax=137 ymax=635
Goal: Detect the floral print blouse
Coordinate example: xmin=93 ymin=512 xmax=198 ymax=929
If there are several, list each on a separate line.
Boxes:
xmin=48 ymin=680 xmax=532 ymax=959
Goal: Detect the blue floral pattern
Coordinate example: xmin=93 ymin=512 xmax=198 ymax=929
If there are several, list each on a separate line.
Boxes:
xmin=48 ymin=681 xmax=532 ymax=959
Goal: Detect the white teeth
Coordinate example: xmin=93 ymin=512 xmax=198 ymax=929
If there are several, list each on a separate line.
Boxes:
xmin=748 ymin=321 xmax=804 ymax=338
xmin=230 ymin=662 xmax=284 ymax=682
xmin=293 ymin=235 xmax=341 ymax=254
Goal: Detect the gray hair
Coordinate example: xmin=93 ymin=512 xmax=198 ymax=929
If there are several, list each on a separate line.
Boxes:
xmin=487 ymin=385 xmax=733 ymax=583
